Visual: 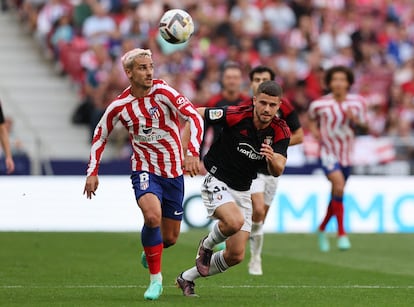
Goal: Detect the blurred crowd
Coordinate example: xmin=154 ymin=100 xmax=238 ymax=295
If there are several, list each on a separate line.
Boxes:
xmin=5 ymin=0 xmax=414 ymax=162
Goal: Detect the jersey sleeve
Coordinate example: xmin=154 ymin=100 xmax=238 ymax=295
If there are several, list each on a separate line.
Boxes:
xmin=271 ymin=118 xmax=291 ymax=157
xmin=280 ymin=98 xmax=301 ymax=132
xmin=272 ymin=138 xmax=290 ymax=157
xmin=86 ymin=104 xmax=121 ymax=176
xmin=178 ymin=97 xmax=204 ymax=157
xmin=284 ymin=110 xmax=301 ymax=132
xmin=204 ymin=107 xmax=227 ymax=125
xmin=161 ymin=85 xmax=204 ymax=157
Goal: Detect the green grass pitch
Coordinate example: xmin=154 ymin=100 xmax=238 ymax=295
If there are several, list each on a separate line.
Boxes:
xmin=1 ymin=231 xmax=413 ymax=306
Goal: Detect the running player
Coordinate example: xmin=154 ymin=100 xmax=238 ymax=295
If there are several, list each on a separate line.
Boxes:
xmin=83 ymin=48 xmax=204 ymax=300
xmin=176 ymin=80 xmax=290 ymax=297
xmin=308 ymin=65 xmax=367 ymax=252
xmin=248 ymin=66 xmax=304 ymax=275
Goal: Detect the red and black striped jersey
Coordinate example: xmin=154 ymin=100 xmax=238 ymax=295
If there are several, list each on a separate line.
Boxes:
xmin=203 ymin=104 xmax=290 ymax=191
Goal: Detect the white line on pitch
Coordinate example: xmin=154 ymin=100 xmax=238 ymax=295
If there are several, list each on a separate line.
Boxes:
xmin=1 ymin=285 xmax=413 ymax=289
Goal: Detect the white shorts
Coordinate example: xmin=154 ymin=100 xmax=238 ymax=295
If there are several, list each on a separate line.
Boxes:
xmin=250 ymin=173 xmax=279 ymax=206
xmin=201 ymin=173 xmax=252 ymax=232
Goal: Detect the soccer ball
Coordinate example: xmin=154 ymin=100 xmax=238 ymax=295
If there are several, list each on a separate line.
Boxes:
xmin=159 ymin=9 xmax=194 ymax=44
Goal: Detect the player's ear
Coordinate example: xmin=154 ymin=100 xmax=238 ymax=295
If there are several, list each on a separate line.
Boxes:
xmin=252 ymin=96 xmax=257 ymax=106
xmin=124 ymin=67 xmax=132 ymax=79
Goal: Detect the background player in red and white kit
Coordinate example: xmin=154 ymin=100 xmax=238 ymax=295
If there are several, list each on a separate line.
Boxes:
xmin=308 ymin=65 xmax=367 ymax=252
xmin=248 ymin=66 xmax=304 ymax=275
xmin=0 ymin=100 xmax=15 ymax=174
xmin=83 ymin=48 xmax=204 ymax=300
xmin=176 ymin=80 xmax=290 ymax=297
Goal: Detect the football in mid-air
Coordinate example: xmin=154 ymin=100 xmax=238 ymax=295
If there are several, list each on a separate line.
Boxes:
xmin=159 ymin=9 xmax=194 ymax=44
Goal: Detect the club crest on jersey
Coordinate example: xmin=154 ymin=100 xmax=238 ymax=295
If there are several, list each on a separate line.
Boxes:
xmin=209 ymin=109 xmax=223 ymax=120
xmin=264 ymin=136 xmax=273 ymax=146
xmin=149 ymin=106 xmax=160 ymax=119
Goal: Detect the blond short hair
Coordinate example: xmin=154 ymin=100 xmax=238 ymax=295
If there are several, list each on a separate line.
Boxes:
xmin=121 ymin=48 xmax=152 ymax=70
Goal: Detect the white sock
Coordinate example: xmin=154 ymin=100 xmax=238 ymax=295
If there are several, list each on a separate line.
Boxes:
xmin=150 ymin=272 xmax=162 ymax=283
xmin=203 ymin=222 xmax=227 ymax=249
xmin=182 ymin=267 xmax=200 ymax=282
xmin=250 ymin=222 xmax=264 ymax=259
xmin=208 ymin=250 xmax=229 ymax=276
xmin=182 ymin=250 xmax=230 ymax=281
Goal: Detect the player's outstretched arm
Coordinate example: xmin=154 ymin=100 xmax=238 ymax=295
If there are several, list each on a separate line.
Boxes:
xmin=84 ymin=176 xmax=99 ymax=199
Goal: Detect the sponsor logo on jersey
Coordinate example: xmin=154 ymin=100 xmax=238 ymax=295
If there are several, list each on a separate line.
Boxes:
xmin=136 ymin=134 xmax=162 ymax=142
xmin=209 ymin=109 xmax=223 ymax=120
xmin=135 ymin=126 xmax=163 ymax=142
xmin=237 ymin=143 xmax=264 ymax=160
xmin=176 ymin=96 xmax=188 ymax=105
xmin=143 ymin=127 xmax=152 ymax=134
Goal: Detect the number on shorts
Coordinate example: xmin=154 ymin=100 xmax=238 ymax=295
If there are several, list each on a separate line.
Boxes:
xmin=139 ymin=172 xmax=149 ymax=182
xmin=213 ymin=185 xmax=227 ymax=193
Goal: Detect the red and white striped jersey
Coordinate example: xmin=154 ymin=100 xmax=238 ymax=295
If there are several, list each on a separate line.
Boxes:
xmin=87 ymin=79 xmax=204 ymax=178
xmin=308 ymin=93 xmax=367 ymax=166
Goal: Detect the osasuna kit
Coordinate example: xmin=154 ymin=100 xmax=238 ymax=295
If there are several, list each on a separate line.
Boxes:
xmin=203 ymin=104 xmax=291 ymax=191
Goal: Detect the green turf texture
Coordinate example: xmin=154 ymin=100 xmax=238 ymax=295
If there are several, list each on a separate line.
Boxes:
xmin=1 ymin=231 xmax=413 ymax=306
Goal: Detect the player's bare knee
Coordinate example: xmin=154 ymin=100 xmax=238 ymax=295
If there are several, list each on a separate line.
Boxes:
xmin=252 ymin=210 xmax=265 ymax=223
xmin=226 ymin=217 xmax=244 ymax=234
xmin=143 ymin=214 xmax=161 ymax=228
xmin=257 ymin=210 xmax=266 ymax=221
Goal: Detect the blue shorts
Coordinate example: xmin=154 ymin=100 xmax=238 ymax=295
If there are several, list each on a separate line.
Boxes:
xmin=320 ymin=160 xmax=351 ymax=182
xmin=131 ymin=171 xmax=184 ymax=221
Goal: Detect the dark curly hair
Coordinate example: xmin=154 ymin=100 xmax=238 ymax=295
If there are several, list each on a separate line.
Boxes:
xmin=324 ymin=65 xmax=354 ymax=90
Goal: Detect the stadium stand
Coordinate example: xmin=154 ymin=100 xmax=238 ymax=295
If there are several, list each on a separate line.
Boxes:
xmin=0 ymin=11 xmax=91 ymax=174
